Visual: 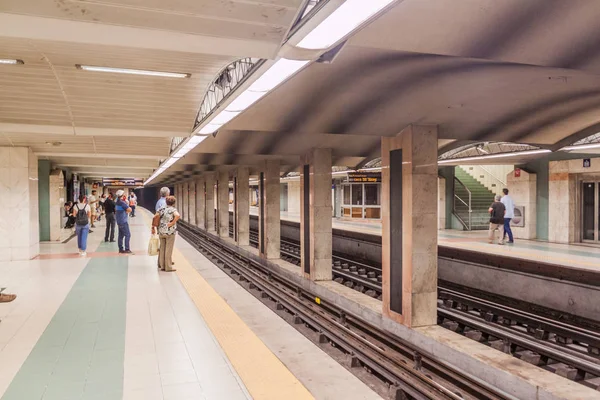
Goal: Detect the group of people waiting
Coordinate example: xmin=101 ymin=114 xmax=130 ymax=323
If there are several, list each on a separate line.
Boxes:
xmin=66 ymin=189 xmax=137 ymax=255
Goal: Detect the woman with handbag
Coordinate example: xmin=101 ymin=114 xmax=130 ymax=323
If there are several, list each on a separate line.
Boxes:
xmin=153 ymin=196 xmax=180 ymax=272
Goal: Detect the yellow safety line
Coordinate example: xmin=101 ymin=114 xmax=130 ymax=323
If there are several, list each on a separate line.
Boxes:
xmin=141 ymin=210 xmax=314 ymax=400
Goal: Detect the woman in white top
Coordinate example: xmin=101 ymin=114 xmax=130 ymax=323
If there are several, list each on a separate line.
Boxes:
xmin=72 ymin=194 xmax=91 ymax=256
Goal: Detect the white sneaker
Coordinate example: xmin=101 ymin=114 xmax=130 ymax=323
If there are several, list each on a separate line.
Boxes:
xmin=80 ymin=251 xmax=87 ymax=256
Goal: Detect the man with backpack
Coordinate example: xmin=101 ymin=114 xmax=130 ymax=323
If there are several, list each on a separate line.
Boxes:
xmin=115 ymin=190 xmax=133 ymax=254
xmin=72 ymin=194 xmax=91 ymax=256
xmin=488 ymin=195 xmax=506 ymax=245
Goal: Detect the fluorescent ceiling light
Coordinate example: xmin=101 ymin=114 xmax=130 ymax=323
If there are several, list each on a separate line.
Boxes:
xmin=225 ymin=90 xmax=266 ymax=112
xmin=211 ymin=111 xmax=240 ymax=125
xmin=199 ymin=123 xmax=223 ymax=134
xmin=0 ymin=59 xmax=24 ymax=65
xmin=437 ymin=149 xmax=551 ymax=164
xmin=249 ymin=59 xmax=308 ymax=92
xmin=357 ymin=167 xmax=381 ymax=172
xmin=297 ymin=0 xmax=395 ymax=50
xmin=188 ymin=135 xmax=208 ymax=145
xmin=561 ymin=143 xmax=600 ymax=151
xmin=76 ymin=64 xmax=190 ymax=78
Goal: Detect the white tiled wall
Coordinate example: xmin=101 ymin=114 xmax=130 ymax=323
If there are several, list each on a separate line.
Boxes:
xmin=0 ymin=147 xmax=40 ymax=261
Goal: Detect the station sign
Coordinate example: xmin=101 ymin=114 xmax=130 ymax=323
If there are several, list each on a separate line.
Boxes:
xmin=347 ymin=172 xmax=381 ymax=183
xmin=102 ymin=178 xmax=144 ymax=186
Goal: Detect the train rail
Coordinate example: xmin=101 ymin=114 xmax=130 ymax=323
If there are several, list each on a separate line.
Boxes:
xmin=220 ymin=222 xmax=600 ymax=389
xmin=179 ymin=221 xmax=512 ymax=400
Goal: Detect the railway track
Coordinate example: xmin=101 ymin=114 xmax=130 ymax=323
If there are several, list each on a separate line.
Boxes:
xmin=179 ymin=222 xmax=513 ymax=400
xmin=220 ymin=222 xmax=600 ymax=390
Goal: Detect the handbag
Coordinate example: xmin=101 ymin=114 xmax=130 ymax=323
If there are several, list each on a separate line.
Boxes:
xmin=148 ymin=234 xmax=160 ymax=256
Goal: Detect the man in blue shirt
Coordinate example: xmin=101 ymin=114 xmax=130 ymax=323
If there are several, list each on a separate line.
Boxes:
xmin=155 ymin=187 xmax=170 ymax=211
xmin=115 ymin=189 xmax=133 ymax=254
xmin=501 ymin=188 xmax=515 ymax=244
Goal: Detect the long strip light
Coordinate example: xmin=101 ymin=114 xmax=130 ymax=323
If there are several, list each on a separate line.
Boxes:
xmin=0 ymin=59 xmax=24 ymax=65
xmin=561 ymin=143 xmax=600 ymax=151
xmin=437 ymin=149 xmax=551 ymax=165
xmin=197 ymin=59 xmax=309 ymax=134
xmin=76 ymin=64 xmax=190 ymax=78
xmin=297 ymin=0 xmax=395 ymax=50
xmin=144 ymin=135 xmax=208 ymax=185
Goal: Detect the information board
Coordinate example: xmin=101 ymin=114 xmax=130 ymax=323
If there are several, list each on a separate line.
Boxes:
xmin=347 ymin=172 xmax=381 ymax=183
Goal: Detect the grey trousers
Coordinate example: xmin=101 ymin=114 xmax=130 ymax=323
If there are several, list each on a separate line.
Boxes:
xmin=158 ymin=234 xmax=176 ymax=271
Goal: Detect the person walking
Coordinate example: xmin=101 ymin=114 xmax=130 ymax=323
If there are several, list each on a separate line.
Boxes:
xmin=73 ymin=194 xmax=91 ymax=256
xmin=98 ymin=194 xmax=106 ymax=222
xmin=115 ymin=190 xmax=133 ymax=254
xmin=154 ymin=196 xmax=180 ymax=272
xmin=89 ymin=190 xmax=98 ymax=229
xmin=104 ymin=192 xmax=116 ymax=242
xmin=488 ymin=195 xmax=506 ymax=245
xmin=129 ymin=191 xmax=137 ymax=217
xmin=501 ymin=188 xmax=515 ymax=244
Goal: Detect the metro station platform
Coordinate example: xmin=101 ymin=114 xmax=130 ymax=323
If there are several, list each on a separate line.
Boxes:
xmin=0 ymin=209 xmax=380 ymax=400
xmin=251 ymin=208 xmax=600 ymax=274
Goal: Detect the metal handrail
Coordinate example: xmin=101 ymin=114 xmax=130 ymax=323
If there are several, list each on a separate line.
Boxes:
xmin=453 ymin=177 xmax=472 ymax=230
xmin=477 ymin=165 xmax=507 ymax=187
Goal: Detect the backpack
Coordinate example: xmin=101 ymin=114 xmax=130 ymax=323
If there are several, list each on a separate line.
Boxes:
xmin=75 ymin=204 xmax=89 ymax=226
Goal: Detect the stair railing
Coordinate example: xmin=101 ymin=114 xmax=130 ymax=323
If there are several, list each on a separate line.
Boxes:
xmin=453 ymin=176 xmax=472 ymax=230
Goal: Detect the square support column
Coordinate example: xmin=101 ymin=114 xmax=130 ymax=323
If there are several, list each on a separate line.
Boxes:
xmin=196 ymin=176 xmax=205 ymax=229
xmin=382 ymin=125 xmax=438 ymax=328
xmin=217 ymin=170 xmax=229 ymax=238
xmin=182 ymin=181 xmax=189 ymax=223
xmin=188 ymin=180 xmax=196 ymax=226
xmin=259 ymin=160 xmax=280 ymax=259
xmin=300 ymin=148 xmax=332 ymax=281
xmin=205 ymin=173 xmax=216 ymax=232
xmin=234 ymin=167 xmax=250 ymax=246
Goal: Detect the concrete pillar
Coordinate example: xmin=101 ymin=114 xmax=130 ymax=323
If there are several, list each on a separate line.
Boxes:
xmin=235 ymin=167 xmax=250 ymax=246
xmin=182 ymin=182 xmax=189 ymax=222
xmin=259 ymin=160 xmax=280 ymax=259
xmin=382 ymin=125 xmax=438 ymax=328
xmin=507 ymin=169 xmax=537 ymax=240
xmin=217 ymin=170 xmax=229 ymax=238
xmin=49 ymin=170 xmax=66 ymax=241
xmin=188 ymin=180 xmax=196 ymax=226
xmin=205 ymin=172 xmax=216 ymax=232
xmin=38 ymin=160 xmax=51 ymax=241
xmin=0 ymin=147 xmax=40 ymax=261
xmin=195 ymin=176 xmax=205 ymax=229
xmin=300 ymin=148 xmax=332 ymax=281
xmin=287 ymin=179 xmax=301 ymax=215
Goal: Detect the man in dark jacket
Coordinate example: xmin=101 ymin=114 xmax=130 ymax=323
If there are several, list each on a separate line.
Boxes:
xmin=488 ymin=195 xmax=506 ymax=245
xmin=104 ymin=192 xmax=116 ymax=242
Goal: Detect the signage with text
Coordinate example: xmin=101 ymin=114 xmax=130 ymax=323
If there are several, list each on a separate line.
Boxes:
xmin=102 ymin=178 xmax=144 ymax=187
xmin=347 ymin=172 xmax=381 ymax=183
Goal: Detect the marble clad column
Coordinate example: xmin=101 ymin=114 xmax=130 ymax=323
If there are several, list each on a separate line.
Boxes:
xmin=381 ymin=125 xmax=438 ymax=328
xmin=205 ymin=172 xmax=216 ymax=232
xmin=188 ymin=180 xmax=196 ymax=226
xmin=548 ymin=161 xmax=576 ymax=243
xmin=235 ymin=167 xmax=250 ymax=246
xmin=196 ymin=176 xmax=206 ymax=229
xmin=300 ymin=148 xmax=332 ymax=281
xmin=0 ymin=147 xmax=40 ymax=261
xmin=217 ymin=170 xmax=229 ymax=238
xmin=507 ymin=169 xmax=537 ymax=240
xmin=259 ymin=160 xmax=280 ymax=259
xmin=182 ymin=182 xmax=189 ymax=222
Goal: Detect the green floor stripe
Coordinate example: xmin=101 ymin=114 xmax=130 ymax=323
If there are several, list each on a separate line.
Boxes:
xmin=2 ymin=246 xmax=128 ymax=400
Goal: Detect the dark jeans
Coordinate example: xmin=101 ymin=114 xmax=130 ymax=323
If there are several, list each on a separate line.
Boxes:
xmin=130 ymin=205 xmax=136 ymax=217
xmin=503 ymin=218 xmax=514 ymax=242
xmin=117 ymin=223 xmax=131 ymax=251
xmin=105 ymin=213 xmax=116 ymax=241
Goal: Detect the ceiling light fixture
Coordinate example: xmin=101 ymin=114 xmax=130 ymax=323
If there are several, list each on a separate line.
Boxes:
xmin=194 ymin=59 xmax=309 ymax=135
xmin=437 ymin=149 xmax=551 ymax=165
xmin=297 ymin=0 xmax=395 ymax=50
xmin=0 ymin=59 xmax=24 ymax=65
xmin=144 ymin=135 xmax=208 ymax=185
xmin=76 ymin=64 xmax=191 ymax=78
xmin=561 ymin=143 xmax=600 ymax=151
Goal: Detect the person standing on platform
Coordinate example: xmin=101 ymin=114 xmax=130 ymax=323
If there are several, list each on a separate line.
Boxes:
xmin=73 ymin=194 xmax=91 ymax=256
xmin=153 ymin=187 xmax=171 ymax=269
xmin=129 ymin=191 xmax=138 ymax=217
xmin=98 ymin=193 xmax=106 ymax=222
xmin=155 ymin=196 xmax=180 ymax=272
xmin=501 ymin=188 xmax=515 ymax=244
xmin=488 ymin=195 xmax=506 ymax=245
xmin=115 ymin=190 xmax=133 ymax=254
xmin=88 ymin=190 xmax=98 ymax=229
xmin=103 ymin=192 xmax=116 ymax=242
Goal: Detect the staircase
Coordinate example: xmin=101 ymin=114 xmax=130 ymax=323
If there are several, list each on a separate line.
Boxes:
xmin=453 ymin=167 xmax=496 ymax=230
